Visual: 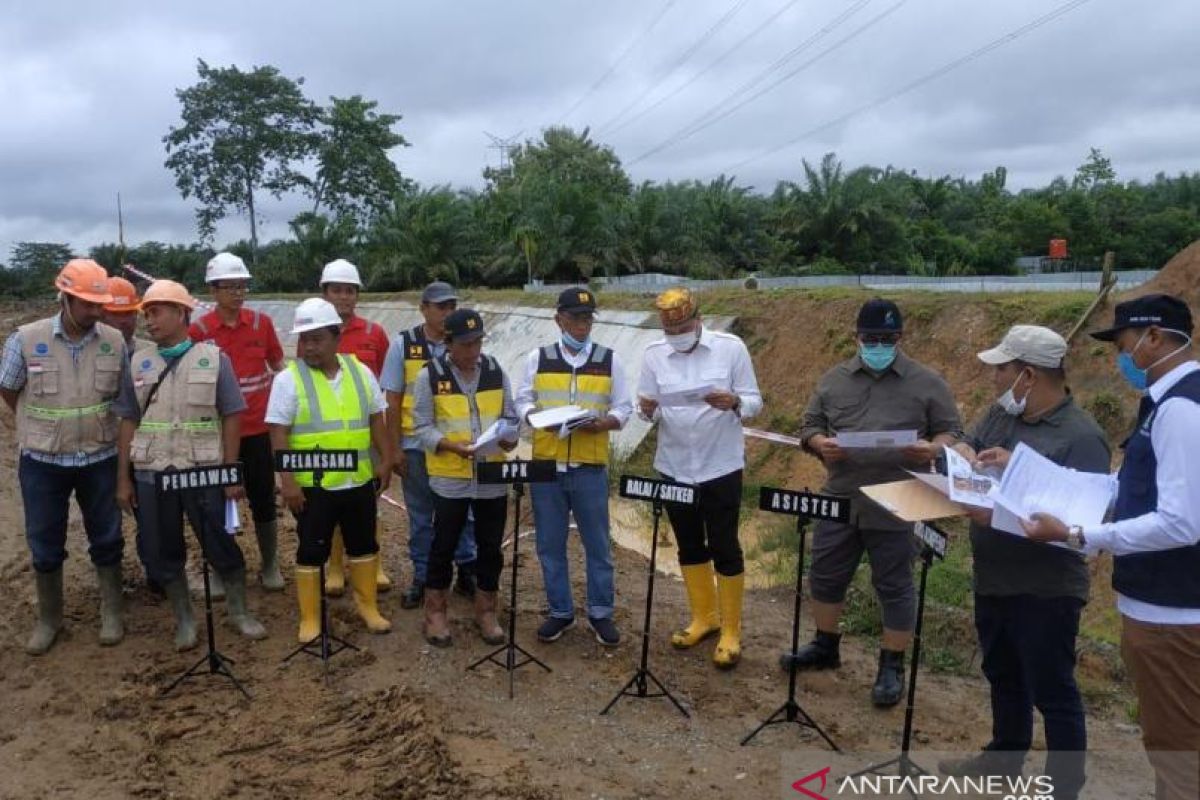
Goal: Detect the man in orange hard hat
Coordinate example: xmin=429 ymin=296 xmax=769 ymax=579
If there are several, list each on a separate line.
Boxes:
xmin=0 ymin=259 xmax=127 ymax=655
xmin=102 ymin=277 xmax=152 ymax=354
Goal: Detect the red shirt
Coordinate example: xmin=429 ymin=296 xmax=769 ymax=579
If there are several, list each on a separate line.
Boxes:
xmin=189 ymin=308 xmax=283 ymax=436
xmin=293 ymin=314 xmax=390 ymax=377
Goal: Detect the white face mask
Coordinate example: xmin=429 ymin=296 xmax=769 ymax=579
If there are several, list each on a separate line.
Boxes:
xmin=996 ymin=372 xmax=1030 ymax=416
xmin=665 ymin=327 xmax=700 ymax=353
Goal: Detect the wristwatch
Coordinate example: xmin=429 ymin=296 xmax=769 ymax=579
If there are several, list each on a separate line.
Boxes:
xmin=1066 ymin=525 xmax=1087 ymax=551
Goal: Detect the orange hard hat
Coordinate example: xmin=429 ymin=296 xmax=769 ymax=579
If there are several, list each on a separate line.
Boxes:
xmin=55 ymin=259 xmax=113 ymax=304
xmin=103 ymin=277 xmax=141 ymax=313
xmin=141 ymin=280 xmax=197 ymax=310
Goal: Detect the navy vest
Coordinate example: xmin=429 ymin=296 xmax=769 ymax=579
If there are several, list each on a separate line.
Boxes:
xmin=1111 ymin=368 xmax=1200 ymax=607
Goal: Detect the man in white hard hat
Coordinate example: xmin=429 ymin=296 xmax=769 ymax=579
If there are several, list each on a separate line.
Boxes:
xmin=0 ymin=259 xmax=126 ymax=654
xmin=115 ymin=280 xmax=267 ymax=650
xmin=268 ymin=298 xmax=393 ymax=642
xmin=190 ymin=252 xmax=286 ymax=594
xmin=306 ymin=258 xmax=393 ymax=596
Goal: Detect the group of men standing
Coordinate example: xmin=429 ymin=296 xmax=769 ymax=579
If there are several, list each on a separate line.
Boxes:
xmin=2 ymin=254 xmax=1196 ymax=800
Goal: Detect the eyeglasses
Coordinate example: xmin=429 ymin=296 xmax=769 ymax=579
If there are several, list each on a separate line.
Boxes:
xmin=214 ymin=282 xmax=249 ymax=293
xmin=859 ymin=334 xmax=900 ymax=346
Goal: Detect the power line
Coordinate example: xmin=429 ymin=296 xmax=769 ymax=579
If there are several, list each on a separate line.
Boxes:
xmin=607 ymin=0 xmax=807 ymax=138
xmin=598 ymin=0 xmax=752 ymax=135
xmin=722 ymin=0 xmax=1095 ymax=177
xmin=558 ymin=0 xmax=680 ymax=125
xmin=631 ymin=0 xmax=900 ymax=165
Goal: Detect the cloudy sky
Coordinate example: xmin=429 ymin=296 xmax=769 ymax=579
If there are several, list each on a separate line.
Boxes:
xmin=2 ymin=0 xmax=1197 ymax=262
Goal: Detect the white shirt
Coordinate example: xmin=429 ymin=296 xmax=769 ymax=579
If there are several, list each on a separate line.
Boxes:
xmin=514 ymin=341 xmax=634 ymax=470
xmin=637 ymin=326 xmax=762 ymax=485
xmin=266 ymin=360 xmax=387 ymax=491
xmin=1084 ymin=361 xmax=1200 ymax=624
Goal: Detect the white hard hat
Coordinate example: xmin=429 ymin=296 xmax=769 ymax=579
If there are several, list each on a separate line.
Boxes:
xmin=320 ymin=258 xmax=362 ymax=287
xmin=205 ymin=252 xmax=252 ymax=283
xmin=291 ymin=297 xmax=343 ymax=334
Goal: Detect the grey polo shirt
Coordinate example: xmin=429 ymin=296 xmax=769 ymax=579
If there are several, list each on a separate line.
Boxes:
xmin=801 ymin=351 xmax=963 ymax=530
xmin=966 ymin=396 xmax=1111 ymax=601
xmin=411 ymin=356 xmax=518 ymax=500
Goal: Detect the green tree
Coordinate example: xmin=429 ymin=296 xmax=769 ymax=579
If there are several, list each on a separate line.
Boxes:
xmin=163 ymin=60 xmax=321 ymax=262
xmin=4 ymin=242 xmax=75 ymax=297
xmin=363 ymin=187 xmax=485 ymax=290
xmin=307 ymin=95 xmax=409 ymax=225
xmin=1073 ymin=147 xmax=1116 ymax=192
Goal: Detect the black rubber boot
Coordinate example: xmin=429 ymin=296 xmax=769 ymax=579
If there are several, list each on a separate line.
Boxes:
xmin=871 ymin=648 xmax=906 ymax=707
xmin=453 ymin=560 xmax=477 ymax=599
xmin=400 ymin=582 xmax=425 ymax=610
xmin=779 ymin=630 xmax=841 ymax=671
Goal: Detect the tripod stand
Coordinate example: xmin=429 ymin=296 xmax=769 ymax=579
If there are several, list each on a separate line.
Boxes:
xmin=467 ymin=482 xmax=550 ymax=698
xmin=280 ymin=464 xmax=360 ymax=673
xmin=163 ymin=486 xmax=250 ymax=699
xmin=601 ymin=498 xmax=688 ymax=718
xmin=848 ymin=537 xmax=941 ymax=797
xmin=742 ymin=516 xmax=837 ymax=749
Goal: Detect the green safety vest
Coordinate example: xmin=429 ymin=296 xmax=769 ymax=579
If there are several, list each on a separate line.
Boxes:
xmin=286 ymin=355 xmax=374 ymax=488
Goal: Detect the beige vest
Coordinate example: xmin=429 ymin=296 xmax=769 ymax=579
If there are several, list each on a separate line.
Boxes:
xmin=129 ymin=342 xmax=223 ymax=471
xmin=16 ymin=317 xmax=123 ymax=454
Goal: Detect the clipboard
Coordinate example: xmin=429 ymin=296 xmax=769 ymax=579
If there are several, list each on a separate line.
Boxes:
xmin=860 ymin=479 xmax=966 ymax=522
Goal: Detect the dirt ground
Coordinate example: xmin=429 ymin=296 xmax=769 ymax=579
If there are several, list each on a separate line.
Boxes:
xmin=0 ymin=269 xmax=1183 ymax=800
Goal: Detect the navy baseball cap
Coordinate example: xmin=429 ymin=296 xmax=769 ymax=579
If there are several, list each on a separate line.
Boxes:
xmin=1090 ymin=294 xmax=1194 ymax=342
xmin=557 ymin=286 xmax=597 ymax=315
xmin=857 ymin=299 xmax=903 ymax=334
xmin=444 ymin=308 xmax=485 ymax=342
xmin=421 ymin=281 xmax=458 ymax=304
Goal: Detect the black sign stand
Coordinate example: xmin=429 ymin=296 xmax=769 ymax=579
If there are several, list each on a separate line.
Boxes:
xmin=601 ymin=475 xmax=698 ymax=719
xmin=848 ymin=521 xmax=948 ymax=797
xmin=742 ymin=487 xmax=849 ymax=749
xmin=160 ymin=464 xmax=250 ymax=700
xmin=467 ymin=459 xmax=557 ymax=698
xmin=276 ymin=448 xmax=362 ymax=674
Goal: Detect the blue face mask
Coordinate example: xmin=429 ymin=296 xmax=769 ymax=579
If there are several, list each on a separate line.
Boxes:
xmin=1117 ymin=329 xmax=1192 ymax=392
xmin=158 ymin=339 xmax=194 ymax=359
xmin=561 ymin=331 xmax=590 ymax=352
xmin=860 ymin=343 xmax=897 ymax=372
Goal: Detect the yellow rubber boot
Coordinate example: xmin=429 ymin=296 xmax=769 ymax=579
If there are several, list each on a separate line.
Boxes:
xmin=375 ymin=549 xmax=392 ymax=593
xmin=296 ymin=566 xmax=321 ymax=644
xmin=348 ymin=555 xmax=392 ymax=634
xmin=713 ymin=573 xmax=745 ymax=669
xmin=671 ymin=562 xmax=720 ymax=649
xmin=325 ymin=529 xmax=346 ymax=597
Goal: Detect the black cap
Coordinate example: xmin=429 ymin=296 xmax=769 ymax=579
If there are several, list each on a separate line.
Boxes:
xmin=444 ymin=309 xmax=485 ymax=342
xmin=556 ymin=286 xmax=597 ymax=315
xmin=1090 ymin=294 xmax=1194 ymax=342
xmin=857 ymin=298 xmax=903 ymax=334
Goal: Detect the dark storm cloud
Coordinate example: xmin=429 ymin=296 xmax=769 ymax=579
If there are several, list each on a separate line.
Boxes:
xmin=1 ymin=0 xmax=1197 ymax=262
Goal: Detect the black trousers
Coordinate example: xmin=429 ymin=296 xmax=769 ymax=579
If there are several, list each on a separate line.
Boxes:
xmin=239 ymin=432 xmax=278 ymax=524
xmin=293 ymin=482 xmax=378 ymax=567
xmin=975 ymin=593 xmax=1088 ymax=800
xmin=662 ymin=469 xmax=744 ymax=576
xmin=428 ymin=494 xmax=507 ymax=592
xmin=135 ymin=474 xmax=245 ymax=584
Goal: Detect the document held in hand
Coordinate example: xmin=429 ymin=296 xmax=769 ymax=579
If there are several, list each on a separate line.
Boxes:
xmin=527 ymin=405 xmax=594 ymax=430
xmin=989 ymin=442 xmax=1113 ymax=541
xmin=833 ymin=429 xmax=918 ymax=449
xmin=472 ymin=419 xmax=518 ymax=457
xmin=654 ymin=384 xmax=721 ymax=408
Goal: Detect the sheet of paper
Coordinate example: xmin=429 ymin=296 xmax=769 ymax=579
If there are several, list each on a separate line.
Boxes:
xmin=557 ymin=411 xmax=598 ymax=439
xmin=944 ymin=445 xmax=997 ymax=508
xmin=472 ymin=419 xmax=518 ymax=457
xmin=224 ymin=499 xmax=240 ymax=535
xmin=655 ymin=384 xmax=721 ymax=408
xmin=833 ymin=429 xmax=918 ymax=449
xmin=743 ymin=427 xmax=803 ymax=447
xmin=861 ymin=479 xmax=965 ymax=522
xmin=990 ymin=442 xmax=1112 ymax=540
xmin=528 ymin=405 xmax=593 ymax=430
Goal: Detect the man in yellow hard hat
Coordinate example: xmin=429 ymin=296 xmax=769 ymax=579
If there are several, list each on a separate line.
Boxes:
xmin=114 ymin=279 xmax=267 ymax=651
xmin=0 ymin=259 xmax=126 ymax=654
xmin=637 ymin=287 xmax=762 ymax=669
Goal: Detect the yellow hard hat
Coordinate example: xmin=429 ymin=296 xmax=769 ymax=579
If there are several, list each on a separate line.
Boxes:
xmin=654 ymin=286 xmax=697 ymax=326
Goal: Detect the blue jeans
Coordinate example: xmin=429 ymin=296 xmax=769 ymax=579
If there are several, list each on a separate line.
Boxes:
xmin=531 ymin=465 xmax=615 ymax=620
xmin=402 ymin=448 xmax=475 ymax=583
xmin=19 ymin=454 xmax=123 ymax=573
xmin=975 ymin=593 xmax=1087 ymax=800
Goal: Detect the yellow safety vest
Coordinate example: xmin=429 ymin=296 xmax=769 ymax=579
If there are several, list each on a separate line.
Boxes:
xmin=426 ymin=355 xmax=506 ymax=480
xmin=531 ymin=343 xmax=614 ymax=465
xmin=398 ymin=325 xmax=433 ymax=438
xmin=286 ymin=355 xmax=374 ymax=488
